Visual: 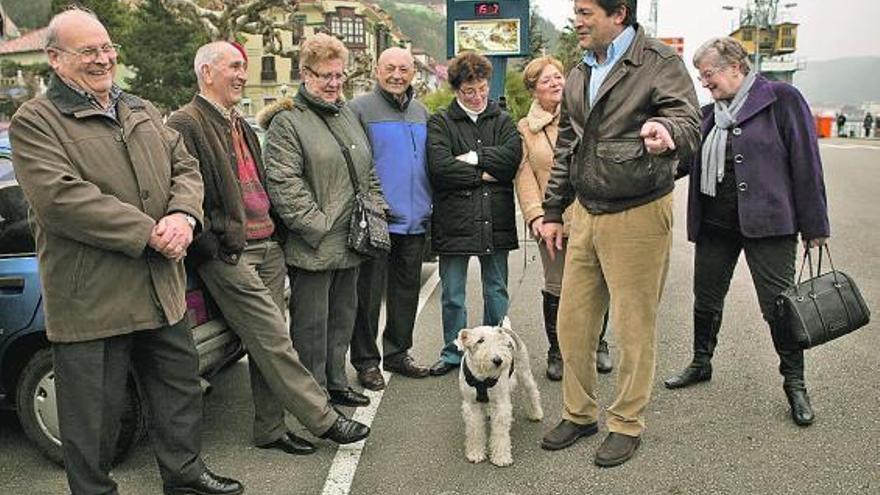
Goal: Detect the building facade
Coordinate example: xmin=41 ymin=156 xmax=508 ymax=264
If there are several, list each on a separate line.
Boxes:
xmin=241 ymin=0 xmax=412 ymax=117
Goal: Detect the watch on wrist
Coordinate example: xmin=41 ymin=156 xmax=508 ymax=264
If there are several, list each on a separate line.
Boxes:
xmin=182 ymin=214 xmax=197 ymax=230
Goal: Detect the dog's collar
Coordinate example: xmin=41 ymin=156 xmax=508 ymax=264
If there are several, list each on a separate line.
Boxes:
xmin=462 ymin=357 xmax=515 ymax=403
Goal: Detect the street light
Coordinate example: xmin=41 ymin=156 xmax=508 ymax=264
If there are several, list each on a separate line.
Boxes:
xmin=721 ymin=4 xmax=737 ymax=33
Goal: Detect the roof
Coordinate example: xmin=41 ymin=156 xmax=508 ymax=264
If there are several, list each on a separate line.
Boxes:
xmin=0 ymin=27 xmax=48 ymax=55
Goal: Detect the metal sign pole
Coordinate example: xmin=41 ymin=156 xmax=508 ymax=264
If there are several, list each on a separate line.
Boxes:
xmin=488 ymin=56 xmax=508 ymax=103
xmin=446 ymin=0 xmax=530 ymax=105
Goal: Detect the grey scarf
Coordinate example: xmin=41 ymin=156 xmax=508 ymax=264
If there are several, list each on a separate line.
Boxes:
xmin=700 ymin=69 xmax=758 ymax=196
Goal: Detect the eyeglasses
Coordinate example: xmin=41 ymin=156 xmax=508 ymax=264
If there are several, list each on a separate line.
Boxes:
xmin=697 ymin=66 xmax=726 ymax=82
xmin=51 ymin=43 xmax=120 ymax=63
xmin=457 ymin=83 xmax=489 ymax=99
xmin=305 ymin=66 xmax=347 ymax=84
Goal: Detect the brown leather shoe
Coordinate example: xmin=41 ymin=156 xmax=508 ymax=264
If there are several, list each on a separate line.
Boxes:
xmin=540 ymin=419 xmax=599 ymax=450
xmin=357 ymin=366 xmax=386 ymax=391
xmin=384 ymin=355 xmax=430 ymax=378
xmin=594 ymin=432 xmax=641 ymax=467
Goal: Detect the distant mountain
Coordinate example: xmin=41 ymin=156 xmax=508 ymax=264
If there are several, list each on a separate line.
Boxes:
xmin=793 ymin=57 xmax=880 ymax=107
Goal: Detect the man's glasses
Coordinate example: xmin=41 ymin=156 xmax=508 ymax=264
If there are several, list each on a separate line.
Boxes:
xmin=51 ymin=43 xmax=120 ymax=63
xmin=305 ymin=66 xmax=347 ymax=84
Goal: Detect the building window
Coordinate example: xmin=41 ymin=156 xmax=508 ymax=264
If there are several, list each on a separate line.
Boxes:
xmin=290 ymin=54 xmax=301 ymax=81
xmin=291 ymin=15 xmax=306 ymax=44
xmin=742 ymin=28 xmax=753 ymax=42
xmin=261 ymin=56 xmax=277 ymax=82
xmin=327 ymin=14 xmax=365 ymax=45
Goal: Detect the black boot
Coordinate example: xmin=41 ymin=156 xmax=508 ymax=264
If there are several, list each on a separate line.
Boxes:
xmin=771 ymin=321 xmax=814 ymax=426
xmin=596 ymin=312 xmax=613 ymax=374
xmin=542 ymin=291 xmax=563 ymax=381
xmin=664 ymin=309 xmax=722 ymax=389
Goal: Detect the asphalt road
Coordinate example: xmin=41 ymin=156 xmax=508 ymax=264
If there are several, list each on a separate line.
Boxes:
xmin=1 ymin=138 xmax=878 ymax=495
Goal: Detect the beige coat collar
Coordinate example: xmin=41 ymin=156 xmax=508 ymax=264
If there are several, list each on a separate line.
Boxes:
xmin=525 ymin=100 xmax=559 ymax=135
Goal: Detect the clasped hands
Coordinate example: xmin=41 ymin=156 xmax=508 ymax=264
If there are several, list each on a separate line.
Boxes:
xmin=149 ymin=213 xmax=194 ymax=262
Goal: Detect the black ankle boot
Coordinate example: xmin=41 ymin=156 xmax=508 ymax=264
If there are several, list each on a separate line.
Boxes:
xmin=664 ymin=310 xmax=721 ymax=389
xmin=785 ymin=388 xmax=815 ymax=426
xmin=542 ymin=291 xmax=563 ymax=381
xmin=546 ymin=352 xmax=562 ymax=381
xmin=770 ymin=320 xmax=813 ymax=426
xmin=664 ymin=363 xmax=712 ymax=389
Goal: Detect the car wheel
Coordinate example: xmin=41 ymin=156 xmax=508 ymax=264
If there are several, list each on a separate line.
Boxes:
xmin=15 ymin=348 xmax=147 ymax=466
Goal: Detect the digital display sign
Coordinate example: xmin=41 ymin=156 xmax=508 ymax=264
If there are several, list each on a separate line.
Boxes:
xmin=475 ymin=2 xmax=501 ymax=16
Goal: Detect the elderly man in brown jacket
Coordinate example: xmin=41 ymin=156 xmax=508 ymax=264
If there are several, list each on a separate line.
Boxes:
xmin=167 ymin=41 xmax=369 ymax=456
xmin=538 ymin=0 xmax=700 ymax=467
xmin=10 ymin=9 xmax=242 ymax=495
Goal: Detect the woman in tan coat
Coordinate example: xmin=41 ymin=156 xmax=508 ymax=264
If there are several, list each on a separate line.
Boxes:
xmin=515 ymin=56 xmax=611 ymax=381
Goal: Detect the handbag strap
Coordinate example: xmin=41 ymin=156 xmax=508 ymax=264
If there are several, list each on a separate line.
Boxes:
xmin=796 ymin=243 xmax=841 ymax=296
xmin=314 ymin=110 xmax=362 ymax=196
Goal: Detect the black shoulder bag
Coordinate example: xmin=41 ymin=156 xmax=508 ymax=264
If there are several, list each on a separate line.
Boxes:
xmin=775 ymin=244 xmax=870 ymax=349
xmin=315 ymin=112 xmax=390 ymax=257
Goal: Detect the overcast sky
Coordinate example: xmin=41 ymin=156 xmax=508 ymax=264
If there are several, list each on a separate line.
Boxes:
xmin=534 ymin=0 xmax=880 ymax=70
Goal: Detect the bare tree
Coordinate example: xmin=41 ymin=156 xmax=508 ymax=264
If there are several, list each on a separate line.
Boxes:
xmin=159 ymin=0 xmax=301 ymax=56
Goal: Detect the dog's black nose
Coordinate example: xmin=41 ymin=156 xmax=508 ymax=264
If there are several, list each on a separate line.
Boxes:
xmin=492 ymin=356 xmax=503 ymax=367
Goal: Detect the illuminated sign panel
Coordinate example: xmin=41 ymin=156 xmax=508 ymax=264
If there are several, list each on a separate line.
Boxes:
xmin=475 ymin=2 xmax=501 ymax=16
xmin=447 ymin=0 xmax=529 ymax=58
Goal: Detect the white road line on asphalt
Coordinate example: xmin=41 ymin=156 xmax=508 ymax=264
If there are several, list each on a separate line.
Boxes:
xmin=320 ymin=266 xmax=441 ymax=495
xmin=820 ymin=143 xmax=880 ymax=150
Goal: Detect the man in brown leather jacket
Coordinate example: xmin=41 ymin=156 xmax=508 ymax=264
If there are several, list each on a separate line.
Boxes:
xmin=538 ymin=0 xmax=700 ymax=467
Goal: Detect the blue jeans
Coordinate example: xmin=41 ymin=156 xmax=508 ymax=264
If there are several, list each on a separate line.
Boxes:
xmin=438 ymin=251 xmax=510 ymax=364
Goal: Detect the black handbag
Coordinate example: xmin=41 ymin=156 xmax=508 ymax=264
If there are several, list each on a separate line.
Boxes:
xmin=315 ymin=113 xmax=390 ymax=258
xmin=775 ymin=244 xmax=870 ymax=349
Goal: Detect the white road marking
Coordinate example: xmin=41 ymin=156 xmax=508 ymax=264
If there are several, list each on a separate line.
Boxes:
xmin=820 ymin=143 xmax=880 ymax=150
xmin=320 ymin=266 xmax=441 ymax=495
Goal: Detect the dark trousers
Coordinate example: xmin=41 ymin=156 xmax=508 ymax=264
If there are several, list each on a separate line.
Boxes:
xmin=693 ymin=228 xmax=805 ymax=388
xmin=289 ymin=266 xmax=359 ymax=392
xmin=54 ymin=319 xmax=205 ymax=495
xmin=351 ymin=233 xmax=426 ymax=370
xmin=197 ymin=241 xmax=337 ymax=444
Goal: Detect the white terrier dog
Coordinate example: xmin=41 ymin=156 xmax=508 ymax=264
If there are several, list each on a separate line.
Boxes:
xmin=454 ymin=317 xmax=543 ymax=467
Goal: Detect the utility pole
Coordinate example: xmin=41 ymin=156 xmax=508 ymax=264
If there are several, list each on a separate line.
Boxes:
xmin=647 ymin=0 xmax=659 ymax=38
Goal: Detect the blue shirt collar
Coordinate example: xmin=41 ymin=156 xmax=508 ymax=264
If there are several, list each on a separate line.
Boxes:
xmin=582 ymin=26 xmax=636 ymax=68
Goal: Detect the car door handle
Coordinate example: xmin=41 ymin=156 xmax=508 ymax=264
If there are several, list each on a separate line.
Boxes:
xmin=0 ymin=276 xmax=25 ymax=294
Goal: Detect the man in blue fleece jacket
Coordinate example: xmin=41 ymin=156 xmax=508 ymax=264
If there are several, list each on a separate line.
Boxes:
xmin=348 ymin=47 xmax=432 ymax=389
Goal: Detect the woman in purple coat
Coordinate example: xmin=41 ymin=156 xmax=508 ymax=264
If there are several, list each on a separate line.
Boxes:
xmin=664 ymin=37 xmax=830 ymax=427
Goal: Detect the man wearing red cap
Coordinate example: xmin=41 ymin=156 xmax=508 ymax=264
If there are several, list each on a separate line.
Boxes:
xmin=168 ymin=41 xmax=371 ymax=456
